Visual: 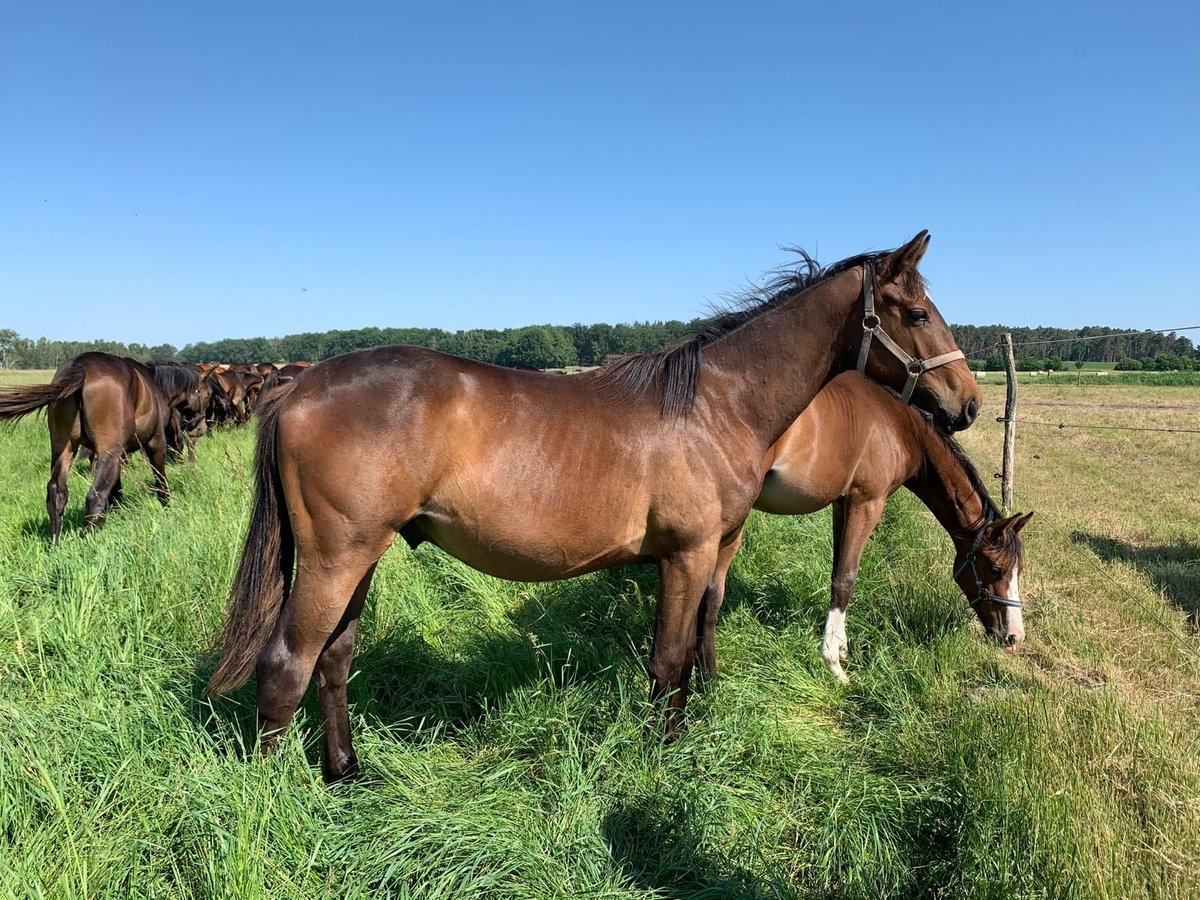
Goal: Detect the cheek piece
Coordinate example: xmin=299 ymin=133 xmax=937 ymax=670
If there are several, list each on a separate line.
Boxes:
xmin=954 ymin=528 xmax=1023 ymax=609
xmin=856 ymin=261 xmax=965 ymax=404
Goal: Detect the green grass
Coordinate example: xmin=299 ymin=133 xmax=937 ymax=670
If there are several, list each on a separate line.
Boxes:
xmin=2 ymin=406 xmax=1199 ymax=898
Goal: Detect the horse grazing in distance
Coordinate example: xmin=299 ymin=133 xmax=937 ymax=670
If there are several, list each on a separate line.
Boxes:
xmin=159 ymin=363 xmax=209 ymax=464
xmin=0 ymin=353 xmax=187 ymax=537
xmin=207 ymin=232 xmax=982 ymax=782
xmin=696 ymin=371 xmax=1032 ymax=685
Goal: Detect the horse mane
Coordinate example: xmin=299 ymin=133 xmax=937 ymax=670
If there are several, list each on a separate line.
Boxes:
xmin=144 ymin=360 xmax=201 ymax=394
xmin=596 ymin=246 xmax=922 ymax=418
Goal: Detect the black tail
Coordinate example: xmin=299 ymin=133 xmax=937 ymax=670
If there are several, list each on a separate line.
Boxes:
xmin=206 ymin=380 xmax=300 ymax=695
xmin=0 ymin=364 xmax=86 ymax=421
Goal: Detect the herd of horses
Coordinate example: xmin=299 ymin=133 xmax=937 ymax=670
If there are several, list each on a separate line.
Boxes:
xmin=0 ymin=357 xmax=311 ymax=535
xmin=1 ymin=232 xmax=1031 ymax=782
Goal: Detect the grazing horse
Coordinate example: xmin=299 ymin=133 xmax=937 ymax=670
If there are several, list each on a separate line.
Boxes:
xmin=207 ymin=233 xmax=983 ymax=782
xmin=164 ymin=363 xmax=209 ymax=464
xmin=695 ymin=371 xmax=1032 ymax=685
xmin=0 ymin=353 xmax=182 ymax=536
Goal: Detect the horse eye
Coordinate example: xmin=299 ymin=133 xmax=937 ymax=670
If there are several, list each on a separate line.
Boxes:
xmin=991 ymin=566 xmax=1002 ymax=579
xmin=908 ymin=308 xmax=929 ymax=324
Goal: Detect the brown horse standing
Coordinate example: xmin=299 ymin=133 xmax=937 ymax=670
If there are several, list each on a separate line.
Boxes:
xmin=0 ymin=352 xmax=184 ymax=536
xmin=207 ymin=233 xmax=983 ymax=782
xmin=695 ymin=371 xmax=1033 ymax=685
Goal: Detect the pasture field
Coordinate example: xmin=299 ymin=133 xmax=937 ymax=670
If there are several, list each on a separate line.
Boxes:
xmin=2 ymin=372 xmax=1200 ymax=898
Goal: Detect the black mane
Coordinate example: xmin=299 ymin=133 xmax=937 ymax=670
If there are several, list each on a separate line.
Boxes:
xmin=144 ymin=361 xmax=200 ymax=394
xmin=923 ymin=419 xmax=1024 ymax=563
xmin=596 ymin=247 xmax=911 ymax=418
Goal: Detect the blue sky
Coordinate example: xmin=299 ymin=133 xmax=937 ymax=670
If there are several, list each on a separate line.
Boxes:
xmin=2 ymin=2 xmax=1197 ymax=346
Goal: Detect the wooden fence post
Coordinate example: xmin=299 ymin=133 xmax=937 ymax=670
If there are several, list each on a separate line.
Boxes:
xmin=1001 ymin=332 xmax=1017 ymax=512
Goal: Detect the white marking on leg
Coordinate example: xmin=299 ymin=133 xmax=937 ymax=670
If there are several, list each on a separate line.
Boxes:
xmin=822 ymin=607 xmax=850 ymax=684
xmin=1006 ymin=562 xmax=1025 ymax=645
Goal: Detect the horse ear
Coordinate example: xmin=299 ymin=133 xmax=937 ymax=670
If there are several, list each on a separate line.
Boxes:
xmin=879 ymin=230 xmax=931 ymax=282
xmin=1012 ymin=511 xmax=1035 ymax=533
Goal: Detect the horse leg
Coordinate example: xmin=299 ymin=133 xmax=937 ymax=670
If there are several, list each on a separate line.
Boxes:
xmin=84 ymin=451 xmax=123 ymax=530
xmin=649 ymin=544 xmax=719 ymax=735
xmin=144 ymin=435 xmax=170 ymax=507
xmin=823 ymin=496 xmax=886 ymax=683
xmin=45 ymin=401 xmax=79 ymax=540
xmin=315 ymin=564 xmax=376 ymax=783
xmin=256 ymin=557 xmax=383 ymax=757
xmin=695 ymin=528 xmax=744 ymax=680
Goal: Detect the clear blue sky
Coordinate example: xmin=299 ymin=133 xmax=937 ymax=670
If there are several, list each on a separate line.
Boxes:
xmin=2 ymin=2 xmax=1197 ymax=346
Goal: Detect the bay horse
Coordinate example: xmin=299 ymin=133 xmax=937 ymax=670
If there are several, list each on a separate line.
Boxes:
xmin=695 ymin=371 xmax=1032 ymax=686
xmin=0 ymin=353 xmax=195 ymax=537
xmin=207 ymin=232 xmax=983 ymax=782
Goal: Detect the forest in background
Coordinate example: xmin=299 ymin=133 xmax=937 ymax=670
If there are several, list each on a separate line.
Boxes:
xmin=1 ymin=322 xmax=1197 ymax=372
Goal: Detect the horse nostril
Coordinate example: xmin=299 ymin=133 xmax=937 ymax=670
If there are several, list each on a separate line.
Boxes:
xmin=966 ymin=398 xmax=979 ymax=424
xmin=1004 ymin=634 xmax=1017 ymax=648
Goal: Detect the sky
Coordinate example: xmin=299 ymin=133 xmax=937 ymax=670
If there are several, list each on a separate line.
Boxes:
xmin=1 ymin=1 xmax=1197 ymax=347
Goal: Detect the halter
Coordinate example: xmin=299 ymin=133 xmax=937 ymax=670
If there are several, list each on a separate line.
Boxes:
xmin=856 ymin=261 xmax=966 ymax=404
xmin=953 ymin=527 xmax=1023 ymax=609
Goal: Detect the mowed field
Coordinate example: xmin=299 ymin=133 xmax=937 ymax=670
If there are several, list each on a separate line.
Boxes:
xmin=2 ymin=369 xmax=1199 ymax=898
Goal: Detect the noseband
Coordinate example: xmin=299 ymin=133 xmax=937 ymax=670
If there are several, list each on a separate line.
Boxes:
xmin=953 ymin=527 xmax=1022 ymax=609
xmin=856 ymin=262 xmax=966 ymax=404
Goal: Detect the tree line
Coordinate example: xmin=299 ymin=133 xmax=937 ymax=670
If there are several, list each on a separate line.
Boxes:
xmin=2 ymin=322 xmax=1197 ymax=371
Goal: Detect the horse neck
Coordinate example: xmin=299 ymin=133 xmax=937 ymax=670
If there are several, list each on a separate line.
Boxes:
xmin=905 ymin=424 xmax=990 ymax=547
xmin=700 ymin=268 xmax=861 ymax=449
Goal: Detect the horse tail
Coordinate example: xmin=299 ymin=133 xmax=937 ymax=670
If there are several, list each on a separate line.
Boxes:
xmin=206 ymin=379 xmax=300 ymax=695
xmin=0 ymin=363 xmax=86 ymax=421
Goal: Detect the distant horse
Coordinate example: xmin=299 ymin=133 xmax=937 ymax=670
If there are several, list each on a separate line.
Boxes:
xmin=204 ymin=367 xmax=264 ymax=425
xmin=207 ymin=232 xmax=982 ymax=782
xmin=228 ymin=365 xmax=266 ymax=417
xmin=163 ymin=363 xmax=209 ymax=464
xmin=0 ymin=353 xmax=191 ymax=536
xmin=695 ymin=371 xmax=1032 ymax=685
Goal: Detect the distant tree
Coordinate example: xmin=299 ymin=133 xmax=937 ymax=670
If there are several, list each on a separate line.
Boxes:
xmin=1016 ymin=356 xmax=1043 ymax=372
xmin=984 ymin=355 xmax=1005 ymax=372
xmin=1114 ymin=357 xmax=1142 ymax=371
xmin=1045 ymin=356 xmax=1064 ymax=371
xmin=0 ymin=328 xmax=18 ymax=368
xmin=496 ymin=326 xmax=578 ymax=369
xmin=148 ymin=343 xmax=178 ymax=361
xmin=1074 ymin=360 xmax=1084 ymax=370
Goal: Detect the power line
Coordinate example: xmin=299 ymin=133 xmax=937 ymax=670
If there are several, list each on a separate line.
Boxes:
xmin=970 ymin=325 xmax=1200 ymax=355
xmin=1010 ymin=325 xmax=1200 ymax=348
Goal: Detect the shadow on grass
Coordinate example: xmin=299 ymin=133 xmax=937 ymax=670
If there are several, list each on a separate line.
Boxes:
xmin=603 ymin=798 xmax=789 ymax=899
xmin=1072 ymin=530 xmax=1200 ymax=630
xmin=19 ymin=505 xmax=88 ymax=540
xmin=349 ymin=562 xmax=660 ymax=738
xmin=187 ymin=558 xmax=664 ymax=758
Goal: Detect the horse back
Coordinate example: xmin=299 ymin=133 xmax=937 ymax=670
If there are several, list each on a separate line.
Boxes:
xmin=271 ymin=345 xmax=748 ymax=579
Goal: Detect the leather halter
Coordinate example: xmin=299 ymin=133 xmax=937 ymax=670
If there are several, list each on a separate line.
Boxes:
xmin=856 ymin=262 xmax=966 ymax=404
xmin=953 ymin=527 xmax=1023 ymax=609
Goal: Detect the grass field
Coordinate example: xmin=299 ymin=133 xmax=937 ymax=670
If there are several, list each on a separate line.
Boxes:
xmin=2 ymin=371 xmax=1199 ymax=898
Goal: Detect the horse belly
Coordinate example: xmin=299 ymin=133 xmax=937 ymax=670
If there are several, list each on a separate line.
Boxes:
xmin=416 ymin=510 xmax=647 ymax=582
xmin=754 ymin=460 xmax=842 ymax=516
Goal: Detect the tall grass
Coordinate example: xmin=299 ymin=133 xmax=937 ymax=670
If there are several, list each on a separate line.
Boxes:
xmin=1 ymin=413 xmax=1198 ymax=898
